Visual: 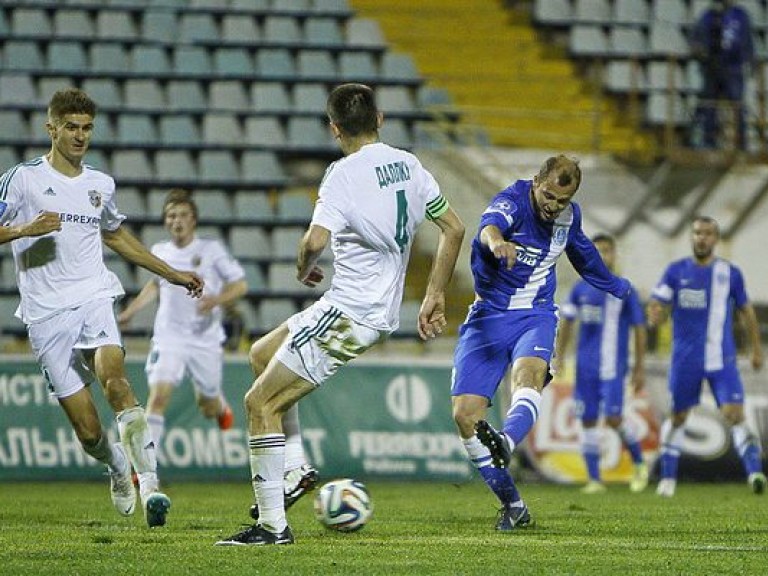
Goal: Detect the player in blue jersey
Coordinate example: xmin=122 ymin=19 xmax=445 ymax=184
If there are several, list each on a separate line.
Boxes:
xmin=554 ymin=234 xmax=648 ymax=494
xmin=648 ymin=216 xmax=765 ymax=497
xmin=452 ymin=155 xmax=632 ymax=530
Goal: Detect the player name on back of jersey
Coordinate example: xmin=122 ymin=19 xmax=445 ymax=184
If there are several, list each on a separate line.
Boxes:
xmin=375 ymin=161 xmax=411 ymax=189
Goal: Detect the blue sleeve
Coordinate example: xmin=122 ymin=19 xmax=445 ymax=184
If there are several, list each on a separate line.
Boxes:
xmin=564 ymin=208 xmax=630 ymax=299
xmin=478 ymin=189 xmax=517 ymax=237
xmin=651 ymin=264 xmax=676 ymax=303
xmin=731 ymin=265 xmax=749 ymax=309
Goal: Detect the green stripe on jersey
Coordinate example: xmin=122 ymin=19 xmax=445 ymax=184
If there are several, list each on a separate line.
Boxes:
xmin=425 ymin=194 xmax=449 ymax=221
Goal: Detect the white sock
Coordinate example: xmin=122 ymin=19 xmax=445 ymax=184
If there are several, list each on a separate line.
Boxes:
xmin=731 ymin=423 xmax=756 ymax=456
xmin=582 ymin=427 xmax=601 ymax=455
xmin=618 ymin=422 xmax=638 ymax=444
xmin=117 ymin=406 xmax=159 ymax=497
xmin=147 ymin=413 xmax=165 ymax=448
xmin=283 ymin=405 xmax=306 ymax=471
xmin=249 ymin=434 xmax=287 ymax=533
xmin=660 ymin=419 xmax=685 ymax=453
xmin=82 ymin=433 xmax=122 ymax=472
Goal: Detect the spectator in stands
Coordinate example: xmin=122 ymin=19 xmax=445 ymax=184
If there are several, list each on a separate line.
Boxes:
xmin=554 ymin=234 xmax=648 ymax=495
xmin=648 ymin=216 xmax=765 ymax=497
xmin=452 ymin=156 xmax=634 ymax=531
xmin=118 ymin=189 xmax=247 ymax=454
xmin=0 ymin=88 xmax=203 ymax=527
xmin=216 ymin=83 xmax=465 ymax=546
xmin=690 ymin=0 xmax=754 ymax=150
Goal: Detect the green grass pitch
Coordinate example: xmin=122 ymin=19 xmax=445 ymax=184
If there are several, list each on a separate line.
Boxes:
xmin=0 ymin=480 xmax=766 ymax=575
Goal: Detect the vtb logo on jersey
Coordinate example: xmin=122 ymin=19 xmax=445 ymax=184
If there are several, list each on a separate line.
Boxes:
xmin=88 ymin=190 xmax=102 ymax=208
xmin=516 ymin=245 xmax=541 ymax=267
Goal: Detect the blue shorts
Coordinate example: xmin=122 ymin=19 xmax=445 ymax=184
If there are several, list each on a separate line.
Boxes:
xmin=573 ymin=369 xmax=625 ymax=422
xmin=669 ymin=361 xmax=744 ymax=413
xmin=451 ymin=303 xmax=557 ymax=401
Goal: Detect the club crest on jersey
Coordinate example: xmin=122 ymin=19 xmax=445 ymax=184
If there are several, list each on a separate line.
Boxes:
xmin=553 ymin=225 xmax=567 ymax=246
xmin=88 ymin=190 xmax=102 ymax=208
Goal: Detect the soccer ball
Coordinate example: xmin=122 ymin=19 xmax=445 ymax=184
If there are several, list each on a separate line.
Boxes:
xmin=313 ymin=478 xmax=372 ymax=532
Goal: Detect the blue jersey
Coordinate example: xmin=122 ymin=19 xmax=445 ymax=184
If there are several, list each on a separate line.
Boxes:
xmin=562 ymin=281 xmax=645 ymax=381
xmin=652 ymin=257 xmax=748 ymax=371
xmin=471 ymin=180 xmax=630 ymax=311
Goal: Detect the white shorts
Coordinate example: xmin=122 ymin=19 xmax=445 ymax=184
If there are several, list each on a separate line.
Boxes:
xmin=145 ymin=342 xmax=223 ymax=399
xmin=27 ymin=298 xmax=123 ymax=400
xmin=275 ymin=300 xmax=384 ymax=387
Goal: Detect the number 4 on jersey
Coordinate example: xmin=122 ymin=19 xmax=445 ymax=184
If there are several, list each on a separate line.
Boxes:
xmin=394 ymin=189 xmax=409 ymax=253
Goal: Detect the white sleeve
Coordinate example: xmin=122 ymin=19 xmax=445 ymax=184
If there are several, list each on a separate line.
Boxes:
xmin=100 ymin=181 xmax=127 ymax=231
xmin=212 ymin=241 xmax=246 ymax=283
xmin=0 ymin=166 xmax=25 ymax=225
xmin=312 ymin=168 xmax=348 ymax=233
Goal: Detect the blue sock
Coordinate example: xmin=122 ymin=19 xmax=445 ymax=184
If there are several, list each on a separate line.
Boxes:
xmin=732 ymin=424 xmax=763 ymax=476
xmin=659 ymin=420 xmax=684 ymax=480
xmin=463 ymin=436 xmax=521 ymax=505
xmin=660 ymin=450 xmax=680 ymax=480
xmin=502 ymin=388 xmax=542 ymax=447
xmin=618 ymin=424 xmax=643 ymax=465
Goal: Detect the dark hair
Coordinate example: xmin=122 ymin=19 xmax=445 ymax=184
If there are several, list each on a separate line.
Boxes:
xmin=537 ymin=154 xmax=582 ymax=189
xmin=591 ymin=233 xmax=615 ymax=246
xmin=326 ymin=83 xmax=378 ymax=137
xmin=162 ymin=188 xmax=198 ymax=220
xmin=692 ymin=215 xmax=720 ymax=235
xmin=48 ymin=88 xmax=96 ymax=122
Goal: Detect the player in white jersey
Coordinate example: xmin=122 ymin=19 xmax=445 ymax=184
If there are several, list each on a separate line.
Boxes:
xmin=648 ymin=217 xmax=765 ymax=497
xmin=118 ymin=189 xmax=247 ymax=451
xmin=0 ymin=89 xmax=204 ymax=527
xmin=217 ymin=83 xmax=465 ymax=546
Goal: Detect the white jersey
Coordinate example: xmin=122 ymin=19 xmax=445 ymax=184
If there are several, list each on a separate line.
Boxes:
xmin=312 ymin=142 xmax=447 ymax=331
xmin=0 ymin=156 xmax=125 ymax=324
xmin=150 ymin=236 xmax=245 ymax=347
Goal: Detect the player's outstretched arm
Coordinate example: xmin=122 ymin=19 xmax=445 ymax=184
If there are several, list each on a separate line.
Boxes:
xmin=117 ymin=280 xmax=159 ymax=327
xmin=198 ymin=279 xmax=248 ymax=315
xmin=479 ymin=224 xmax=516 ymax=270
xmin=418 ymin=206 xmax=464 ymax=340
xmin=102 ymin=225 xmax=204 ymax=297
xmin=0 ymin=211 xmax=61 ymax=245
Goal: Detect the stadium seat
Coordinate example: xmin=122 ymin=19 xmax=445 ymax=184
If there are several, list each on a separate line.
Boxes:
xmin=263 ymin=15 xmax=303 ymax=45
xmin=287 ymin=117 xmax=333 ymax=149
xmin=158 ymin=115 xmax=201 ymax=146
xmin=28 ymin=111 xmax=50 ymax=142
xmin=272 ymin=0 xmax=310 ymax=14
xmin=251 ymin=82 xmax=293 ymax=113
xmin=292 ymin=83 xmax=329 ymax=113
xmin=0 ymin=256 xmax=18 ymax=291
xmin=256 ymin=49 xmax=296 ymax=78
xmin=533 ymin=0 xmax=573 ymax=26
xmin=0 ymin=111 xmax=27 ymax=142
xmin=116 ymin=187 xmax=146 ymax=218
xmin=241 ymin=264 xmax=267 ymax=293
xmin=276 ymin=191 xmax=314 ymax=222
xmin=346 ymin=18 xmax=385 ymax=47
xmin=53 ymin=9 xmax=95 ymax=38
xmin=3 ymin=42 xmax=45 ymax=72
xmin=573 ymin=0 xmax=612 ymax=24
xmin=190 ymin=0 xmax=229 ymax=8
xmin=112 ymin=150 xmax=153 ymax=180
xmin=686 ymin=61 xmax=704 ymax=94
xmin=196 ymin=225 xmax=225 ymax=243
xmin=569 ymin=25 xmax=609 ymax=57
xmin=647 ymin=61 xmax=686 ymax=93
xmin=0 ymin=148 xmax=19 ymax=169
xmin=271 ymin=227 xmax=306 ymax=259
xmin=155 ymin=150 xmax=197 ymax=182
xmin=10 ymin=8 xmax=51 ymax=38
xmin=646 ymin=92 xmax=689 ymax=125
xmin=312 ymin=0 xmax=351 ymax=13
xmin=198 ymin=151 xmax=240 ymax=184
xmin=269 ymin=263 xmax=314 ymax=293
xmin=167 ymin=80 xmax=207 ymax=112
xmin=96 ymin=10 xmax=136 ymax=41
xmin=173 ymin=46 xmax=213 ymax=77
xmin=179 ymin=13 xmax=219 ymax=43
xmin=304 ymin=17 xmax=343 ymax=46
xmin=377 ymin=86 xmax=416 ymax=113
xmin=244 ymin=117 xmax=287 ymax=147
xmin=338 ymin=51 xmax=379 ymax=82
xmin=233 ymin=191 xmax=274 ymax=222
xmin=214 ymin=48 xmax=255 ymax=78
xmin=83 ymin=150 xmax=110 ymax=172
xmin=202 ymin=113 xmax=244 ymax=145
xmin=256 ymin=299 xmax=297 ymax=332
xmin=0 ymin=73 xmax=37 ymax=105
xmin=230 ymin=227 xmax=272 ymax=259
xmin=649 ymin=22 xmax=690 ymax=57
xmin=652 ymin=0 xmax=690 ymax=25
xmin=222 ymin=14 xmax=261 ymax=43
xmin=209 ymin=80 xmax=250 ymax=111
xmin=603 ymin=60 xmax=647 ymax=93
xmin=116 ymin=114 xmax=158 ymax=146
xmin=0 ymin=295 xmax=25 ymax=335
xmin=241 ymin=151 xmax=288 ymax=186
xmin=46 ymin=41 xmax=87 ymax=74
xmin=612 ymin=0 xmax=650 ymax=25
xmin=107 ymin=259 xmax=136 ymax=291
xmin=380 ymin=119 xmax=413 ymax=149
xmin=124 ymin=79 xmax=166 ymax=111
xmin=89 ymin=44 xmax=128 ymax=75
xmin=140 ymin=9 xmax=178 ymax=44
xmin=381 ymin=52 xmax=420 ymax=82
xmin=82 ymin=78 xmax=123 ymax=108
xmin=296 ymin=50 xmax=338 ymax=80
xmin=131 ymin=46 xmax=171 ymax=76
xmin=230 ymin=0 xmax=271 ymax=10
xmin=608 ymin=27 xmax=647 ymax=57
xmin=140 ymin=224 xmax=169 ymax=249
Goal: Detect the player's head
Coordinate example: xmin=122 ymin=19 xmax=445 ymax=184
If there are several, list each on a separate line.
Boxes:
xmin=691 ymin=216 xmax=720 ymax=262
xmin=592 ymin=233 xmax=616 ymax=270
xmin=163 ymin=188 xmax=198 ymax=246
xmin=326 ymin=83 xmax=382 ymax=150
xmin=531 ymin=155 xmax=581 ymax=222
xmin=46 ymin=88 xmax=97 ymax=164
